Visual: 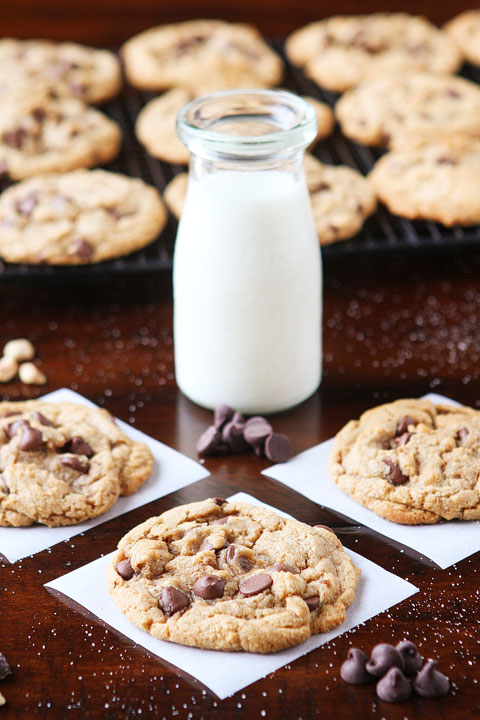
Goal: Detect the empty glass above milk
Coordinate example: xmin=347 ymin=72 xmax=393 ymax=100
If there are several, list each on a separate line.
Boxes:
xmin=173 ymin=89 xmax=322 ymax=414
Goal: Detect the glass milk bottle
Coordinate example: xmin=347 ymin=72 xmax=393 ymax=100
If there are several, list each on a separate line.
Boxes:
xmin=173 ymin=89 xmax=322 ymax=414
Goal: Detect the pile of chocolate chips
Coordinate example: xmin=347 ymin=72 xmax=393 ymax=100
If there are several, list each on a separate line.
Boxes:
xmin=196 ymin=404 xmax=294 ymax=463
xmin=340 ymin=640 xmax=450 ymax=703
xmin=0 ymin=651 xmax=11 ymax=707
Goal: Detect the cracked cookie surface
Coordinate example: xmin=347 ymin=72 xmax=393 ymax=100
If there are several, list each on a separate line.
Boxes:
xmin=122 ymin=20 xmax=283 ymax=92
xmin=0 ymin=169 xmax=167 ymax=265
xmin=0 ymin=401 xmax=154 ymax=527
xmin=107 ymin=497 xmax=360 ymax=652
xmin=328 ymin=399 xmax=480 ymax=525
xmin=286 ymin=13 xmax=461 ymax=92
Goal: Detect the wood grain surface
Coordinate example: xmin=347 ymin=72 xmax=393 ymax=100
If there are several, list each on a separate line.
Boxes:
xmin=0 ymin=250 xmax=479 ymax=719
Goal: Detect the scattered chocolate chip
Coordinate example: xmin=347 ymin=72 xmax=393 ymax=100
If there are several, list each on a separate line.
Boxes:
xmin=383 ymin=458 xmax=409 ymax=486
xmin=71 ymin=237 xmax=94 ymax=259
xmin=59 ymin=454 xmax=89 ymax=473
xmin=3 ymin=127 xmax=27 ymax=149
xmin=264 ymin=433 xmax=293 ymax=463
xmin=0 ymin=475 xmax=9 ymax=494
xmin=202 ymin=536 xmax=228 ymax=551
xmin=213 ymin=497 xmax=227 ymax=506
xmin=5 ymin=419 xmax=29 ymax=438
xmin=239 ymin=573 xmax=273 ymax=597
xmin=394 ymin=432 xmax=412 ymax=447
xmin=270 ymin=563 xmax=299 ymax=574
xmin=196 ymin=425 xmax=228 ymax=456
xmin=18 ymin=426 xmax=44 ymax=451
xmin=396 ymin=640 xmax=423 ymax=674
xmin=376 ymin=667 xmax=412 ymax=703
xmin=396 ymin=415 xmax=415 ymax=435
xmin=243 ymin=417 xmax=272 ymax=448
xmin=232 ymin=411 xmax=244 ymax=424
xmin=457 ymin=427 xmax=469 ymax=443
xmin=68 ymin=436 xmax=94 ymax=457
xmin=31 ymin=107 xmax=46 ymax=122
xmin=116 ymin=559 xmax=134 ymax=580
xmin=413 ymin=660 xmax=450 ymax=698
xmin=366 ymin=643 xmax=404 ymax=677
xmin=222 ymin=420 xmax=249 ymax=452
xmin=0 ymin=653 xmax=11 ymax=680
xmin=15 ymin=191 xmax=38 ymax=217
xmin=192 ymin=575 xmax=225 ymax=600
xmin=31 ymin=411 xmax=53 ymax=427
xmin=340 ymin=648 xmax=373 ymax=685
xmin=161 ymin=587 xmax=190 ymax=616
xmin=225 ymin=544 xmax=250 ymax=572
xmin=213 ymin=404 xmax=234 ymax=429
xmin=210 ymin=517 xmax=228 ymax=525
xmin=304 ymin=596 xmax=320 ymax=611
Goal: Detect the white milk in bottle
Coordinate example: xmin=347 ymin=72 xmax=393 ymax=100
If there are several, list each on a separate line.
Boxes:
xmin=173 ymin=90 xmax=322 ymax=414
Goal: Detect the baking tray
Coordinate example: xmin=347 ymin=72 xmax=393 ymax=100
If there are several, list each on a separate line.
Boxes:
xmin=1 ymin=45 xmax=480 ymax=281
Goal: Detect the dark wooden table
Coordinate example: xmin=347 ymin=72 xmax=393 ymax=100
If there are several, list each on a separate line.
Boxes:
xmin=1 ymin=249 xmax=479 ymax=719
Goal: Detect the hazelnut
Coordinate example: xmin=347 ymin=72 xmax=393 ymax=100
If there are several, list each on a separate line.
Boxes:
xmin=18 ymin=362 xmax=47 ymax=385
xmin=0 ymin=356 xmax=18 ymax=383
xmin=3 ymin=338 xmax=35 ymax=362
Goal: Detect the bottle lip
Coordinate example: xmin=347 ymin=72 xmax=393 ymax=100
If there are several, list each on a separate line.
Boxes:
xmin=176 ymin=88 xmax=317 ymax=159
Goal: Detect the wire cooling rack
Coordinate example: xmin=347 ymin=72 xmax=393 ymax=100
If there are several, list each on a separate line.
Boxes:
xmin=1 ymin=45 xmax=480 ymax=280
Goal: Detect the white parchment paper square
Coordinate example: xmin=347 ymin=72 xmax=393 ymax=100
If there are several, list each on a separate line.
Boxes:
xmin=0 ymin=388 xmax=209 ymax=563
xmin=263 ymin=393 xmax=480 ymax=569
xmin=45 ymin=491 xmax=418 ymax=699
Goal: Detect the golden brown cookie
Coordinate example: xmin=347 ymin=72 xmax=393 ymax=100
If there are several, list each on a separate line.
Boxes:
xmin=328 ymin=399 xmax=480 ymax=525
xmin=107 ymin=498 xmax=360 ymax=653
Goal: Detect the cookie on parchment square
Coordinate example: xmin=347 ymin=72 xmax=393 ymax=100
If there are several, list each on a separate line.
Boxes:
xmin=122 ymin=20 xmax=283 ymax=93
xmin=285 ymin=13 xmax=462 ymax=93
xmin=335 ymin=72 xmax=480 ymax=150
xmin=0 ymin=38 xmax=122 ymax=105
xmin=107 ymin=497 xmax=360 ymax=653
xmin=0 ymin=401 xmax=154 ymax=527
xmin=328 ymin=399 xmax=480 ymax=525
xmin=444 ymin=9 xmax=480 ymax=67
xmin=0 ymin=90 xmax=121 ymax=181
xmin=0 ymin=169 xmax=167 ymax=265
xmin=368 ymin=137 xmax=480 ymax=226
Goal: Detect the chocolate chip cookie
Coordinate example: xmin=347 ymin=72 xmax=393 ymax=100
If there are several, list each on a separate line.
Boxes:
xmin=286 ymin=13 xmax=461 ymax=92
xmin=0 ymin=401 xmax=154 ymax=527
xmin=0 ymin=169 xmax=167 ymax=265
xmin=368 ymin=137 xmax=480 ymax=226
xmin=122 ymin=20 xmax=283 ymax=92
xmin=328 ymin=399 xmax=480 ymax=525
xmin=335 ymin=72 xmax=480 ymax=150
xmin=107 ymin=497 xmax=360 ymax=652
xmin=444 ymin=9 xmax=480 ymax=67
xmin=164 ymin=155 xmax=376 ymax=245
xmin=0 ymin=90 xmax=121 ymax=181
xmin=0 ymin=38 xmax=122 ymax=104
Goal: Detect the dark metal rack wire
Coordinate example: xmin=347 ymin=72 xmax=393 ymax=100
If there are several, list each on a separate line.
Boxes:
xmin=1 ymin=46 xmax=480 ymax=281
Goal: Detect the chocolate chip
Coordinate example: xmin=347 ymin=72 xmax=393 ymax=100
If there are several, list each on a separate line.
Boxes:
xmin=444 ymin=88 xmax=461 ymax=98
xmin=270 ymin=563 xmax=299 ymax=574
xmin=457 ymin=427 xmax=469 ymax=443
xmin=264 ymin=433 xmax=293 ymax=463
xmin=313 ymin=524 xmax=335 ymax=534
xmin=239 ymin=573 xmax=273 ymax=597
xmin=376 ymin=667 xmax=412 ymax=703
xmin=383 ymin=458 xmax=409 ymax=486
xmin=18 ymin=426 xmax=44 ymax=451
xmin=5 ymin=419 xmax=30 ymax=438
xmin=437 ymin=156 xmax=456 ymax=165
xmin=31 ymin=107 xmax=46 ymax=122
xmin=210 ymin=517 xmax=228 ymax=525
xmin=304 ymin=596 xmax=320 ymax=611
xmin=310 ymin=181 xmax=331 ymax=193
xmin=201 ymin=536 xmax=228 ymax=551
xmin=243 ymin=417 xmax=272 ymax=448
xmin=396 ymin=640 xmax=423 ymax=674
xmin=396 ymin=415 xmax=415 ymax=435
xmin=72 ymin=237 xmax=94 ymax=259
xmin=0 ymin=653 xmax=11 ymax=680
xmin=15 ymin=191 xmax=38 ymax=217
xmin=394 ymin=432 xmax=412 ymax=447
xmin=222 ymin=420 xmax=249 ymax=452
xmin=413 ymin=659 xmax=450 ymax=698
xmin=116 ymin=559 xmax=134 ymax=580
xmin=30 ymin=411 xmax=52 ymax=427
xmin=3 ymin=127 xmax=27 ymax=149
xmin=340 ymin=648 xmax=373 ymax=685
xmin=161 ymin=587 xmax=190 ymax=616
xmin=62 ymin=436 xmax=94 ymax=457
xmin=366 ymin=643 xmax=404 ymax=677
xmin=213 ymin=497 xmax=227 ymax=506
xmin=196 ymin=425 xmax=228 ymax=456
xmin=59 ymin=454 xmax=89 ymax=473
xmin=213 ymin=404 xmax=234 ymax=429
xmin=225 ymin=544 xmax=250 ymax=572
xmin=192 ymin=575 xmax=225 ymax=600
xmin=0 ymin=475 xmax=9 ymax=495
